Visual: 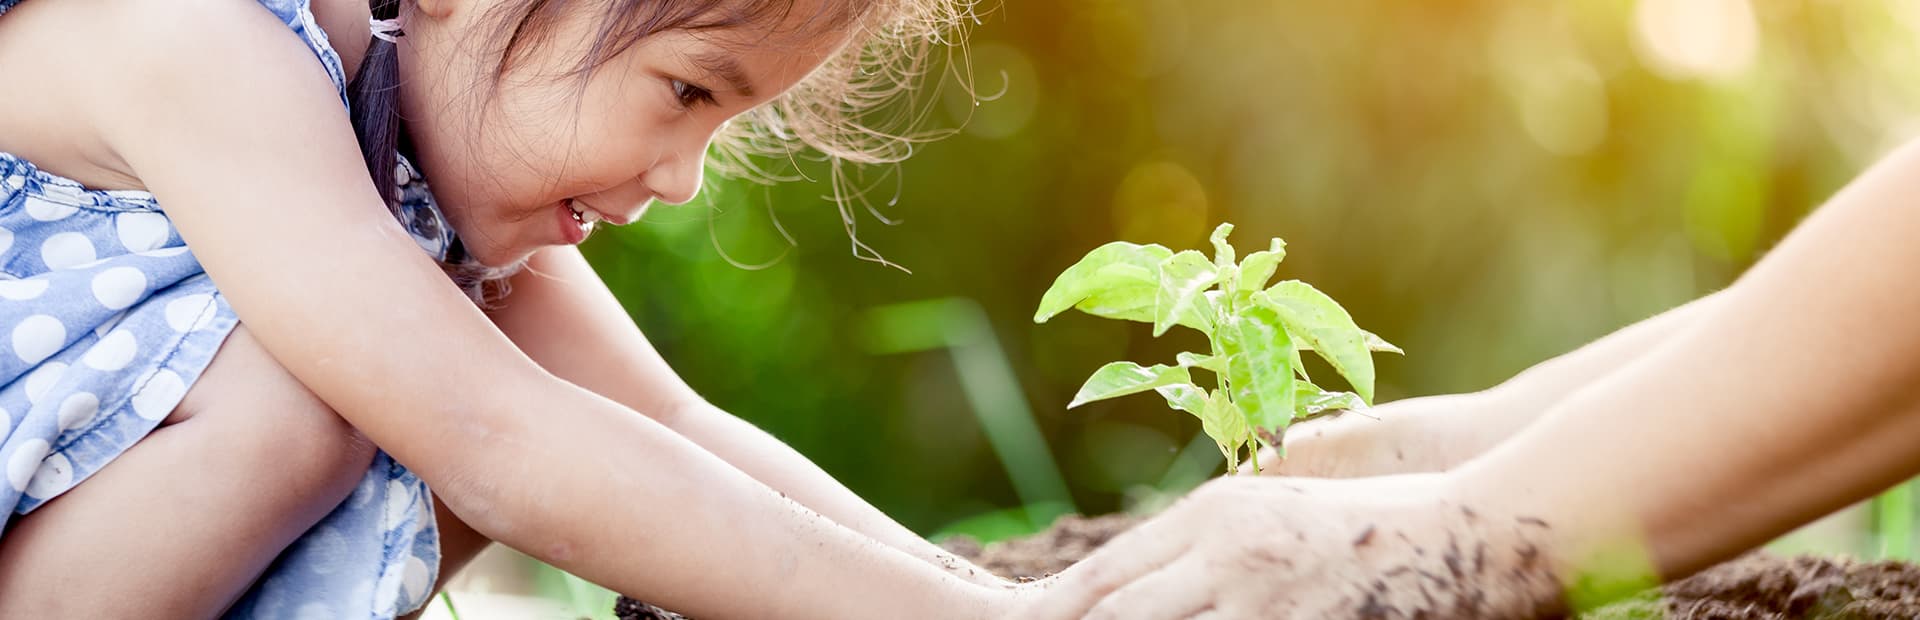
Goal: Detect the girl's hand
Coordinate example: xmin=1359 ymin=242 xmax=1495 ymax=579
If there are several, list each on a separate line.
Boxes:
xmin=987 ymin=581 xmax=1054 ymax=619
xmin=1015 ymin=475 xmax=1563 ymax=619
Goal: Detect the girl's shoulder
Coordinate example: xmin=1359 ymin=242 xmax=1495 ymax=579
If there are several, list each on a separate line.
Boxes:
xmin=0 ymin=0 xmax=346 ymax=192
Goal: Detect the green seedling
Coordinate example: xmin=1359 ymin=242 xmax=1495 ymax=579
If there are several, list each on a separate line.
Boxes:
xmin=1035 ymin=223 xmax=1403 ymax=473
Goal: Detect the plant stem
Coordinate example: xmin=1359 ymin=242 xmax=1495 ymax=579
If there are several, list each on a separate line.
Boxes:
xmin=440 ymin=591 xmax=461 ymax=620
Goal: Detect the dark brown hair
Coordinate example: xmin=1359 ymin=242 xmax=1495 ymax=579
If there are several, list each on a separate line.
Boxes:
xmin=346 ymin=0 xmax=978 ymax=299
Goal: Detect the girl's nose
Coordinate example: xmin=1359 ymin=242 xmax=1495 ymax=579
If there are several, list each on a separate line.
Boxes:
xmin=644 ymin=148 xmax=706 ymax=206
xmin=581 ymin=153 xmax=706 ymax=225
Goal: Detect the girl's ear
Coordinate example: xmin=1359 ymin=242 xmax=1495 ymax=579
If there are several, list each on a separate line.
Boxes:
xmin=413 ymin=0 xmax=458 ymax=20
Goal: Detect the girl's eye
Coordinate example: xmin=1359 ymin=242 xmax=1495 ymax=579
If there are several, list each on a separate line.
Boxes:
xmin=671 ymin=79 xmax=716 ymax=109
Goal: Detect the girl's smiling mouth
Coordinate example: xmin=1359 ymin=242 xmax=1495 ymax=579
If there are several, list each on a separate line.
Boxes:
xmin=560 ymin=199 xmax=598 ymax=245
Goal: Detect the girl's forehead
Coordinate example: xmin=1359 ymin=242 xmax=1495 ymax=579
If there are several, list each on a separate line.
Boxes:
xmin=677 ymin=20 xmax=856 ymax=92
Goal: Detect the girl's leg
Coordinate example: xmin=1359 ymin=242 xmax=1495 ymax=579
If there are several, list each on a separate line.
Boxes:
xmin=0 ymin=325 xmax=377 ymax=617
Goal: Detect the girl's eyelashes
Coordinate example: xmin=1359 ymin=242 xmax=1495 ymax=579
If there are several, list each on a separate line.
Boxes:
xmin=671 ymin=79 xmax=717 ymax=109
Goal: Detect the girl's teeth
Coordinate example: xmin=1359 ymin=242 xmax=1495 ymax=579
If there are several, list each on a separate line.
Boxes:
xmin=568 ymin=201 xmax=601 ymax=226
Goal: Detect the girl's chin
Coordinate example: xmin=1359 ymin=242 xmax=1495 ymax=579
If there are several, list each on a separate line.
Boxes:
xmin=457 ymin=240 xmax=536 ymax=271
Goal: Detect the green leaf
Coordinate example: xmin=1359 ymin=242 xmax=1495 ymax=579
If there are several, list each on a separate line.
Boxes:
xmin=1237 ymin=238 xmax=1287 ymax=292
xmin=1175 ymin=351 xmax=1225 ymax=374
xmin=1294 ymin=382 xmax=1366 ymax=417
xmin=1199 ymin=389 xmax=1248 ymax=469
xmin=1222 ymin=304 xmax=1296 ymax=447
xmin=1363 ymin=329 xmax=1404 ymax=355
xmin=1034 ymin=242 xmax=1173 ymax=324
xmin=1154 ymin=383 xmax=1207 ymax=416
xmin=1257 ymin=281 xmax=1377 ymax=403
xmin=1208 ymin=223 xmax=1236 ymax=269
xmin=1153 ymin=250 xmax=1218 ymax=337
xmin=1293 ymin=329 xmax=1402 ymax=355
xmin=1068 ymin=361 xmax=1193 ymax=409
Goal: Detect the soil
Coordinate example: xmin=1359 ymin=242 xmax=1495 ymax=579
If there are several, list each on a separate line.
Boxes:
xmin=611 ymin=597 xmax=687 ymax=620
xmin=612 ymin=514 xmax=1920 ymax=619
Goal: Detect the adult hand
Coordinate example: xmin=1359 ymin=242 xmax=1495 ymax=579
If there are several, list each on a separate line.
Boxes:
xmin=1239 ymin=392 xmax=1495 ymax=478
xmin=1016 ymin=474 xmax=1564 ymax=619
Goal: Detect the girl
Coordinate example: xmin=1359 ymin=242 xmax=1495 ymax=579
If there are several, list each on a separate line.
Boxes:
xmin=1023 ymin=136 xmax=1920 ymax=616
xmin=0 ymin=0 xmax=1027 ymax=617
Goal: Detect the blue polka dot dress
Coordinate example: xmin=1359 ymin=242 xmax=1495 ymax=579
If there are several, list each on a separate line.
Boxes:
xmin=0 ymin=0 xmax=456 ymax=616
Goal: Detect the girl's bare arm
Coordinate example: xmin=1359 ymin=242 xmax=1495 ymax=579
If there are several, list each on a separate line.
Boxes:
xmin=91 ymin=3 xmax=1007 ymax=617
xmin=489 ymin=246 xmax=998 ymax=584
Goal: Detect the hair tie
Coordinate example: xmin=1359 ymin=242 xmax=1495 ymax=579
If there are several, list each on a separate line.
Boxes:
xmin=370 ymin=17 xmax=405 ymax=44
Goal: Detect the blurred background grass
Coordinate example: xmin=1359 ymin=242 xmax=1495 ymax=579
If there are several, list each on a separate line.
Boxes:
xmin=442 ymin=0 xmax=1920 ymax=615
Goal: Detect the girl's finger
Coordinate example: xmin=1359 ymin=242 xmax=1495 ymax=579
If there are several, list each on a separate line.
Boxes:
xmin=1081 ymin=560 xmax=1217 ymax=620
xmin=1017 ymin=517 xmax=1195 ymax=619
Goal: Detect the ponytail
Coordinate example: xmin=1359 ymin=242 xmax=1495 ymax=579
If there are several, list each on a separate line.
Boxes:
xmin=343 ymin=2 xmax=507 ymax=304
xmin=347 ymin=0 xmax=405 ymax=210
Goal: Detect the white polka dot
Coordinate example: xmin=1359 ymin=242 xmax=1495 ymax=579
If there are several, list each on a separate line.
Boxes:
xmin=115 ymin=212 xmax=172 ymax=252
xmin=24 ymin=362 xmax=67 ymax=405
xmin=93 ymin=311 xmax=126 ymax=338
xmin=375 ymin=560 xmax=406 ymax=612
xmin=0 ymin=278 xmax=49 ymax=301
xmin=56 ymin=392 xmax=99 ymax=431
xmin=89 ymin=267 xmax=147 ymax=310
xmin=23 ymin=196 xmax=77 ymax=221
xmin=165 ymin=295 xmax=217 ymax=332
xmin=0 ymin=226 xmax=11 ymax=255
xmin=23 ymin=452 xmax=72 ymax=499
xmin=308 ymin=527 xmax=349 ymax=576
xmin=294 ymin=603 xmax=334 ymax=620
xmin=383 ymin=479 xmax=413 ymax=526
xmin=82 ymin=330 xmax=138 ymax=371
xmin=131 ymin=369 xmax=186 ymax=420
xmin=6 ymin=439 xmax=49 ymax=492
xmin=400 ymin=555 xmax=431 ymax=607
xmin=136 ymin=246 xmax=189 ymax=258
xmin=348 ymin=473 xmax=379 ymax=509
xmin=12 ymin=315 xmax=65 ymax=364
xmin=40 ymin=232 xmax=95 ymax=270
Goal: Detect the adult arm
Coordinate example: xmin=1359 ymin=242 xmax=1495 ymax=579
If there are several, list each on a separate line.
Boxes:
xmin=1025 ymin=138 xmax=1920 ymax=618
xmin=1260 ymin=289 xmax=1723 ymax=478
xmin=92 ymin=2 xmax=1008 ymax=617
xmin=1450 ymin=136 xmax=1920 ymax=595
xmin=488 ymin=246 xmax=999 ymax=585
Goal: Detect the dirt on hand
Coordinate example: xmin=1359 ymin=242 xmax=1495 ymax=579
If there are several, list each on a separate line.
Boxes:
xmin=613 ymin=513 xmax=1920 ymax=619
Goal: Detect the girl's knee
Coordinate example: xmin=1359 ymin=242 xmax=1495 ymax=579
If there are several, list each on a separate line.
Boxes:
xmin=172 ymin=324 xmax=375 ymax=491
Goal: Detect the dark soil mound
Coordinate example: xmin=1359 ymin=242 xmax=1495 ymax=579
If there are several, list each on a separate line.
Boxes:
xmin=612 ymin=596 xmax=686 ymax=620
xmin=612 ymin=513 xmax=1920 ymax=619
xmin=936 ymin=514 xmax=1141 ymax=581
xmin=1585 ymin=554 xmax=1920 ymax=619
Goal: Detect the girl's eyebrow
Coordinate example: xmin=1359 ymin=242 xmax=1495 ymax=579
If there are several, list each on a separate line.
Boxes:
xmin=691 ymin=49 xmax=756 ymax=98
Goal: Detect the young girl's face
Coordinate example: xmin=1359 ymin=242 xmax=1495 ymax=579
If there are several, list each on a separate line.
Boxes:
xmin=397 ymin=0 xmax=851 ymax=267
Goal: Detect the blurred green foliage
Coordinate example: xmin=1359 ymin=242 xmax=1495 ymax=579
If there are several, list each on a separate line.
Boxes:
xmin=579 ymin=0 xmax=1920 ymax=533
